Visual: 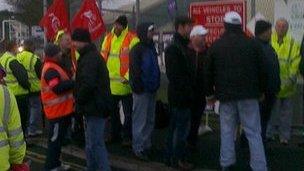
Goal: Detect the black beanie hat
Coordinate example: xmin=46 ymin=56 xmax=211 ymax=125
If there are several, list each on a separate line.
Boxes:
xmin=115 ymin=15 xmax=128 ymax=28
xmin=255 ymin=20 xmax=272 ymax=36
xmin=44 ymin=43 xmax=61 ymax=58
xmin=71 ymin=28 xmax=91 ymax=43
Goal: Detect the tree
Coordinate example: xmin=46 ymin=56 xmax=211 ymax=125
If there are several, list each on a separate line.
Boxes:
xmin=6 ymin=0 xmax=52 ymax=27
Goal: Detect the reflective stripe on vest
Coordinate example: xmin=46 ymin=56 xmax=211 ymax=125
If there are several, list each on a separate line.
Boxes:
xmin=2 ymin=86 xmax=10 ymax=129
xmin=43 ymin=93 xmax=73 ymax=107
xmin=0 ymin=140 xmax=8 ymax=148
xmin=41 ymin=62 xmax=74 ymax=119
xmin=102 ymin=32 xmax=136 ymax=76
xmin=0 ymin=86 xmax=10 ymax=148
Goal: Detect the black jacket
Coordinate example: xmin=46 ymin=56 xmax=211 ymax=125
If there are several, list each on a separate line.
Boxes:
xmin=10 ymin=60 xmax=31 ymax=91
xmin=187 ymin=45 xmax=207 ymax=107
xmin=130 ymin=22 xmax=160 ymax=94
xmin=255 ymin=38 xmax=281 ymax=95
xmin=75 ymin=43 xmax=111 ymax=118
xmin=165 ymin=33 xmax=195 ymax=108
xmin=299 ymin=37 xmax=304 ymax=76
xmin=205 ymin=24 xmax=267 ymax=102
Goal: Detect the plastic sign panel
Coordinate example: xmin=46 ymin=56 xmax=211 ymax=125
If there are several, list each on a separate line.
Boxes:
xmin=190 ymin=0 xmax=247 ymax=46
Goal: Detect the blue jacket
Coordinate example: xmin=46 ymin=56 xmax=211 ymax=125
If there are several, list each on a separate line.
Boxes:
xmin=129 ymin=23 xmax=160 ymax=94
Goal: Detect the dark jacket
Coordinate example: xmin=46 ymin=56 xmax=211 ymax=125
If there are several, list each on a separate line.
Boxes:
xmin=10 ymin=60 xmax=31 ymax=91
xmin=165 ymin=33 xmax=195 ymax=108
xmin=130 ymin=22 xmax=160 ymax=94
xmin=299 ymin=37 xmax=304 ymax=76
xmin=255 ymin=38 xmax=281 ymax=95
xmin=205 ymin=24 xmax=267 ymax=102
xmin=75 ymin=43 xmax=111 ymax=118
xmin=187 ymin=44 xmax=207 ymax=107
xmin=34 ymin=59 xmax=42 ymax=79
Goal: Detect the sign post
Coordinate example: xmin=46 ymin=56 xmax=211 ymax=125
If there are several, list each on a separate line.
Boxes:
xmin=189 ymin=0 xmax=247 ymax=46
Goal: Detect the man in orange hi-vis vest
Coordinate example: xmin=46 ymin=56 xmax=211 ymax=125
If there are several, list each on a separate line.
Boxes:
xmin=101 ymin=15 xmax=139 ymax=146
xmin=41 ymin=44 xmax=74 ymax=171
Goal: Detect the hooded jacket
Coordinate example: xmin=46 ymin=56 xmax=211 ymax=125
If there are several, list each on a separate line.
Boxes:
xmin=129 ymin=22 xmax=160 ymax=94
xmin=205 ymin=23 xmax=267 ymax=102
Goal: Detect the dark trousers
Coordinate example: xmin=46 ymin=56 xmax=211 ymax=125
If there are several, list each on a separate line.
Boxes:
xmin=15 ymin=95 xmax=29 ymax=135
xmin=166 ymin=106 xmax=191 ymax=162
xmin=187 ymin=102 xmax=206 ymax=146
xmin=260 ymin=93 xmax=276 ymax=140
xmin=111 ymin=94 xmax=132 ymax=141
xmin=45 ymin=115 xmax=71 ymax=170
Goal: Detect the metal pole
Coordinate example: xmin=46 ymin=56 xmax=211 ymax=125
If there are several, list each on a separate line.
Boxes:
xmin=136 ymin=0 xmax=140 ymax=27
xmin=43 ymin=0 xmax=47 ymax=47
xmin=251 ymin=0 xmax=256 ymax=18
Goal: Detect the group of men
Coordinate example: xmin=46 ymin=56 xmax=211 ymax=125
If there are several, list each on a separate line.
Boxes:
xmin=0 ymin=9 xmax=302 ymax=171
xmin=164 ymin=11 xmax=301 ymax=171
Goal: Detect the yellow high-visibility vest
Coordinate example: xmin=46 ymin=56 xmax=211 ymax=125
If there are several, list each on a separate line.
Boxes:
xmin=17 ymin=51 xmax=41 ymax=93
xmin=0 ymin=85 xmax=26 ymax=170
xmin=0 ymin=52 xmax=28 ymax=96
xmin=101 ymin=27 xmax=139 ymax=95
xmin=271 ymin=32 xmax=301 ymax=98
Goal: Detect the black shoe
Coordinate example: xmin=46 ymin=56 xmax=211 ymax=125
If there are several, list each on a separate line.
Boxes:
xmin=121 ymin=139 xmax=132 ymax=147
xmin=222 ymin=165 xmax=235 ymax=171
xmin=134 ymin=151 xmax=149 ymax=161
xmin=178 ymin=160 xmax=194 ymax=171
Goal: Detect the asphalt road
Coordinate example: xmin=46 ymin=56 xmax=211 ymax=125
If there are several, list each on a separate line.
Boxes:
xmin=26 ymin=145 xmax=125 ymax=171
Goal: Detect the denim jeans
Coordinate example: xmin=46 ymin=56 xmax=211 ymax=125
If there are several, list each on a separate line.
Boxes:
xmin=166 ymin=106 xmax=191 ymax=162
xmin=267 ymin=98 xmax=293 ymax=141
xmin=45 ymin=116 xmax=71 ymax=170
xmin=28 ymin=95 xmax=42 ymax=134
xmin=111 ymin=95 xmax=132 ymax=141
xmin=132 ymin=93 xmax=156 ymax=154
xmin=85 ymin=116 xmax=111 ymax=171
xmin=219 ymin=99 xmax=267 ymax=171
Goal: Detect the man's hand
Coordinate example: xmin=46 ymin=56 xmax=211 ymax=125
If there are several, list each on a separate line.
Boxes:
xmin=206 ymin=96 xmax=216 ymax=106
xmin=120 ymin=77 xmax=129 ymax=84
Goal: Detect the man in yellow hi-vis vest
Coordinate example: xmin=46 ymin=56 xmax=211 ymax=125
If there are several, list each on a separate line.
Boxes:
xmin=0 ymin=41 xmax=30 ymax=135
xmin=0 ymin=65 xmax=27 ymax=171
xmin=268 ymin=18 xmax=301 ymax=145
xmin=17 ymin=39 xmax=43 ymax=137
xmin=101 ymin=15 xmax=139 ymax=145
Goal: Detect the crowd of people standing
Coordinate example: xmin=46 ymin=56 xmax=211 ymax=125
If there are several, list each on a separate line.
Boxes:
xmin=0 ymin=10 xmax=303 ymax=171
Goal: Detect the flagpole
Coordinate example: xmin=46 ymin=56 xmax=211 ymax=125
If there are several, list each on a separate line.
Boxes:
xmin=43 ymin=0 xmax=47 ymax=47
xmin=136 ymin=0 xmax=140 ymax=27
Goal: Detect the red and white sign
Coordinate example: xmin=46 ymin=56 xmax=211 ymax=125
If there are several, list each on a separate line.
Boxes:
xmin=189 ymin=0 xmax=247 ymax=46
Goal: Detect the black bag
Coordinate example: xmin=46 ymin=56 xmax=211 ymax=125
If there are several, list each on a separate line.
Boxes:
xmin=154 ymin=101 xmax=170 ymax=129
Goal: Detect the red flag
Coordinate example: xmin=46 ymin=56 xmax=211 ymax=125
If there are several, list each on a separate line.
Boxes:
xmin=71 ymin=0 xmax=106 ymax=41
xmin=39 ymin=0 xmax=69 ymax=41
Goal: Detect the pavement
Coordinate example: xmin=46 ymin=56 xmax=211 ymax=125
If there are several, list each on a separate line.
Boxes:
xmin=26 ymin=136 xmax=215 ymax=171
xmin=25 ymin=115 xmax=304 ymax=171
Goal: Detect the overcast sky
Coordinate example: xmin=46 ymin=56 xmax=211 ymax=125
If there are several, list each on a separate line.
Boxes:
xmin=0 ymin=0 xmax=14 ymax=12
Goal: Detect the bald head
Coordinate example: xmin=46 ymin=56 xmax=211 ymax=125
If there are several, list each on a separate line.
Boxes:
xmin=275 ymin=18 xmax=289 ymax=38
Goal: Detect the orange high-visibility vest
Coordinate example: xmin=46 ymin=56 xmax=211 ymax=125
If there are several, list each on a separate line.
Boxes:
xmin=41 ymin=62 xmax=74 ymax=120
xmin=101 ymin=32 xmax=136 ymax=77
